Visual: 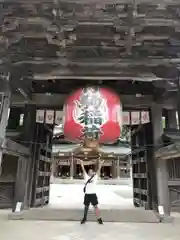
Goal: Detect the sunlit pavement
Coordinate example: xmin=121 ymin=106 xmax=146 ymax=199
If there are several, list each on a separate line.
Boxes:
xmin=0 ymin=183 xmax=180 ymax=239
xmin=1 ymin=220 xmax=180 ymax=240
xmin=49 ymin=183 xmax=134 ymax=209
xmin=1 ymin=182 xmax=180 ymax=239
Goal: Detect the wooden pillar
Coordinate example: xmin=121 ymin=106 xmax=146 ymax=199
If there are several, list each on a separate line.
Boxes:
xmin=177 ymin=76 xmax=180 ymax=129
xmin=54 ymin=162 xmax=58 ymax=178
xmin=74 ymin=157 xmax=77 ymax=179
xmin=152 ymin=104 xmax=170 ymax=216
xmin=0 ymin=82 xmax=11 ymax=169
xmin=112 ymin=160 xmax=116 ymax=179
xmin=70 ymin=154 xmax=74 ymax=180
xmin=128 ymin=155 xmax=133 ymax=182
xmin=53 ymin=157 xmax=59 ymax=178
xmin=13 ymin=155 xmax=29 ymax=211
xmin=21 ymin=105 xmax=36 ymax=208
xmin=50 ymin=157 xmax=56 ymax=180
xmin=116 ymin=156 xmax=120 ymax=179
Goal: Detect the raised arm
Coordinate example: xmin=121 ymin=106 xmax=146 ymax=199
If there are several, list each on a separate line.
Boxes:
xmin=78 ymin=159 xmax=87 ymax=177
xmin=97 ymin=160 xmax=104 ymax=176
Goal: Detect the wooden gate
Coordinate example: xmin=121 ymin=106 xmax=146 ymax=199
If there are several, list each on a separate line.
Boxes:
xmin=168 ymin=159 xmax=180 ymax=211
xmin=31 ymin=123 xmax=53 ymax=207
xmin=131 ymin=111 xmax=157 ymax=210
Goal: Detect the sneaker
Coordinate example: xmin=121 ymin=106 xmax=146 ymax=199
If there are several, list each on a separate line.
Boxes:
xmin=97 ymin=218 xmax=103 ymax=224
xmin=81 ymin=218 xmax=86 ymax=224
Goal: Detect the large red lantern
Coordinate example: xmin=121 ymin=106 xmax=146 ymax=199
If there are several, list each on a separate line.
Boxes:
xmin=63 ymin=87 xmax=122 ymax=143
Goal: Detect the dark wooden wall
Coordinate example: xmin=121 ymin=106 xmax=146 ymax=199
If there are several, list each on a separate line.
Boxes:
xmin=0 ymin=105 xmax=53 ymax=210
xmin=0 ymin=154 xmax=18 ymax=208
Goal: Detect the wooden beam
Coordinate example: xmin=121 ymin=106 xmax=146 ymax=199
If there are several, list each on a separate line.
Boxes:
xmin=2 ymin=34 xmax=171 ymax=45
xmin=12 ymin=57 xmax=180 ymax=67
xmin=14 ymin=64 xmax=174 ymax=77
xmin=10 ymin=93 xmax=152 ymax=107
xmin=10 ymin=92 xmax=178 ymax=109
xmin=29 ymin=65 xmax=162 ymax=73
xmin=1 ymin=8 xmax=180 ymax=29
xmin=56 ymin=0 xmax=180 ymax=4
xmin=1 ymin=0 xmax=180 ymax=4
xmin=33 ymin=75 xmax=164 ymax=81
xmin=32 ymin=69 xmax=159 ymax=79
xmin=10 ymin=92 xmax=179 ymax=109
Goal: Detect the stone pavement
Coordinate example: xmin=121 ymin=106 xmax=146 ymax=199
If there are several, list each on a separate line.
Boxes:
xmin=49 ymin=183 xmax=133 ymax=209
xmin=1 ymin=220 xmax=180 ymax=240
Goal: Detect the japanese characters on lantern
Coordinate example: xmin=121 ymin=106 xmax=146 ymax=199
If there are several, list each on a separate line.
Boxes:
xmin=63 ymin=87 xmax=122 ymax=143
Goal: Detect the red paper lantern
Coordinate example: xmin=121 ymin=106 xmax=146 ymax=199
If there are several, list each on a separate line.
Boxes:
xmin=63 ymin=87 xmax=122 ymax=143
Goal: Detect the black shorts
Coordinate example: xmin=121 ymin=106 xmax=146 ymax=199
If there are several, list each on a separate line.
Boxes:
xmin=84 ymin=193 xmax=98 ymax=206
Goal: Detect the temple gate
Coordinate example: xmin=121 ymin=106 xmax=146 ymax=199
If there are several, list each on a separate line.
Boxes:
xmin=0 ymin=0 xmax=180 ymax=222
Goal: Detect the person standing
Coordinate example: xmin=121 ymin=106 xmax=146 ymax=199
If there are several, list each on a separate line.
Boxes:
xmin=78 ymin=159 xmax=104 ymax=224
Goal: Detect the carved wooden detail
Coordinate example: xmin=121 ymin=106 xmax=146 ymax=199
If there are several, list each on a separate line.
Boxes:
xmin=0 ymin=1 xmax=179 ymax=99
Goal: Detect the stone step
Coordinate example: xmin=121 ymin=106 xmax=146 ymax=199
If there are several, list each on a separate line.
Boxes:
xmin=9 ymin=208 xmax=160 ymax=223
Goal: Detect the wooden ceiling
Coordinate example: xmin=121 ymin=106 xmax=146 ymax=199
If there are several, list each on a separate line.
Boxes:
xmin=0 ymin=0 xmax=180 ymax=100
